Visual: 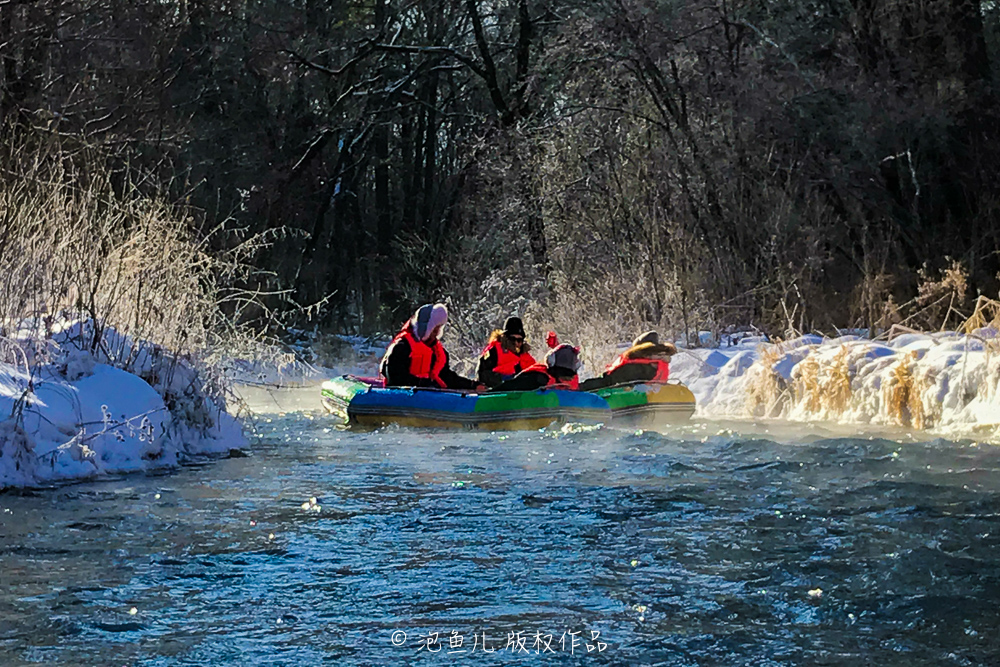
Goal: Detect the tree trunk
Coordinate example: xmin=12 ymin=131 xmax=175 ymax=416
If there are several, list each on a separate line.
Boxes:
xmin=420 ymin=71 xmax=439 ymax=229
xmin=374 ymin=0 xmax=392 ymax=258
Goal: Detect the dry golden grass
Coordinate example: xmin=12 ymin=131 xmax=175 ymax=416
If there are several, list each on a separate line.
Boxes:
xmin=745 ymin=343 xmax=785 ymax=417
xmin=885 ymin=353 xmax=911 ymax=426
xmin=793 ymin=353 xmax=822 ymax=412
xmin=0 ymin=131 xmax=265 ymax=391
xmin=960 ymin=295 xmax=1000 ymax=355
xmin=790 ymin=345 xmax=852 ymax=416
xmin=910 ymin=374 xmax=929 ymax=429
xmin=884 ymin=351 xmax=927 ymax=428
xmin=824 ymin=346 xmax=853 ymax=413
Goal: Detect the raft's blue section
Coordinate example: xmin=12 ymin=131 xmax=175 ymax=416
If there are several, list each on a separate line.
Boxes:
xmin=320 ymin=375 xmax=611 ymax=428
xmin=348 ymin=386 xmax=609 ymax=415
xmin=350 ymin=386 xmax=477 ymax=415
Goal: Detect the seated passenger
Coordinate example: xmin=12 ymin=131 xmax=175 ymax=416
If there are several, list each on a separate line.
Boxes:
xmin=477 ymin=316 xmax=537 ymax=388
xmin=379 ymin=303 xmax=479 ymax=390
xmin=490 ymin=344 xmax=581 ymax=392
xmin=579 ymin=331 xmax=676 ymax=392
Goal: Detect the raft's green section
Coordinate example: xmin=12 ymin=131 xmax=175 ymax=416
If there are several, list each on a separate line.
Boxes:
xmin=593 ymin=385 xmax=649 ymax=410
xmin=472 ymin=390 xmax=561 ymax=413
xmin=321 ymin=376 xmax=368 ymax=403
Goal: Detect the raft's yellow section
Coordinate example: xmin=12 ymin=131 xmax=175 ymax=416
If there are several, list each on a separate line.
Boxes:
xmin=597 ymin=382 xmax=697 ymax=428
xmin=644 ymin=383 xmax=696 ymax=406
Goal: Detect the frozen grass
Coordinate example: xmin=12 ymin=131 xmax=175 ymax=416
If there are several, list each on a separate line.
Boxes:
xmin=0 ymin=132 xmax=268 ymax=488
xmin=0 ymin=135 xmax=260 ymax=367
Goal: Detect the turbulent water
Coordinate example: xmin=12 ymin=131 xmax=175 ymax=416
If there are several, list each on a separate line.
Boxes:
xmin=3 ymin=411 xmax=1000 ymax=665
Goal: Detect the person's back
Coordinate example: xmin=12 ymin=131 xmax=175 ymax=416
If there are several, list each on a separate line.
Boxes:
xmin=491 ymin=344 xmax=580 ymax=392
xmin=380 ymin=304 xmax=479 ymax=390
xmin=477 ymin=316 xmax=536 ymax=388
xmin=579 ymin=331 xmax=675 ymax=391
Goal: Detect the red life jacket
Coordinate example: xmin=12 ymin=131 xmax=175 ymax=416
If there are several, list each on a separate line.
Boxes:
xmin=390 ymin=328 xmax=448 ymax=388
xmin=483 ymin=340 xmax=535 ymax=378
xmin=522 ymin=363 xmax=580 ymax=390
xmin=605 ymin=355 xmax=670 ymax=382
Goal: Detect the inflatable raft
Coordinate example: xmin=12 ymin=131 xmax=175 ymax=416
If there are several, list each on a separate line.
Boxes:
xmin=321 ymin=375 xmax=697 ymax=430
xmin=592 ymin=382 xmax=697 ymax=427
xmin=321 ymin=375 xmax=610 ymax=430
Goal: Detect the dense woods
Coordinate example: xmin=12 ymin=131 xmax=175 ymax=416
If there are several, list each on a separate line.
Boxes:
xmin=2 ymin=0 xmax=999 ymax=348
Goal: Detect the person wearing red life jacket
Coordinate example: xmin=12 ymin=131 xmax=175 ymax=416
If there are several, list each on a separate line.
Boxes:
xmin=579 ymin=331 xmax=676 ymax=392
xmin=490 ymin=343 xmax=581 ymax=392
xmin=379 ymin=303 xmax=480 ymax=390
xmin=477 ymin=316 xmax=537 ymax=388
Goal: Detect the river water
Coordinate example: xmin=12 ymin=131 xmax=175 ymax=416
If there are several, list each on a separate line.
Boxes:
xmin=3 ymin=408 xmax=1000 ymax=665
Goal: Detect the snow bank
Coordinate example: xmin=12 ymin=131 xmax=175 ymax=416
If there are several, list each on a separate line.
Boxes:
xmin=229 ymin=331 xmax=387 ymax=415
xmin=0 ymin=321 xmax=245 ymax=489
xmin=671 ymin=329 xmax=1000 ymax=439
xmin=224 ymin=330 xmax=386 ymax=389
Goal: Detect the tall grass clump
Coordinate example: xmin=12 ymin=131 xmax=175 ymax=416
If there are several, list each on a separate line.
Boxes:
xmin=745 ymin=344 xmax=786 ymax=418
xmin=884 ymin=351 xmax=925 ymax=428
xmin=0 ymin=131 xmax=265 ymax=410
xmin=824 ymin=346 xmax=853 ymax=413
xmin=792 ymin=346 xmax=853 ymax=417
xmin=793 ymin=354 xmax=822 ymax=413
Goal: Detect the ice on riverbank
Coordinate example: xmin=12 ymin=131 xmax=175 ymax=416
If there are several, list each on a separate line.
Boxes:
xmin=0 ymin=320 xmax=245 ymax=489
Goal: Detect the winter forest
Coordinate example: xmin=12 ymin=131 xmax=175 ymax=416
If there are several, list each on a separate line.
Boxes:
xmin=9 ymin=4 xmax=1000 ymax=662
xmin=3 ymin=0 xmax=999 ymax=355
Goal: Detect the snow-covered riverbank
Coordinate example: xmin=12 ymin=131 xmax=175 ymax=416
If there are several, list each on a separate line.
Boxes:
xmin=9 ymin=324 xmax=1000 ymax=490
xmin=670 ymin=330 xmax=1000 ymax=440
xmin=0 ymin=321 xmax=244 ymax=489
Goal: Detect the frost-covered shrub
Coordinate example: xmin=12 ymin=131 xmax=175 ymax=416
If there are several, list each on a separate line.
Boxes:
xmin=0 ymin=133 xmax=265 ymax=488
xmin=0 ymin=321 xmax=246 ymax=489
xmin=0 ymin=133 xmax=268 ymax=370
xmin=441 ymin=268 xmax=549 ymax=376
xmin=0 ymin=421 xmax=36 ymax=489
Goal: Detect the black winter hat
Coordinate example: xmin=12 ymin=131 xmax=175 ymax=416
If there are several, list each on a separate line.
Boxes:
xmin=503 ymin=316 xmax=526 ymax=338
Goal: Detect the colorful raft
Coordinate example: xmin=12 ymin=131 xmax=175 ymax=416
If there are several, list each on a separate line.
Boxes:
xmin=321 ymin=375 xmax=610 ymax=430
xmin=321 ymin=375 xmax=697 ymax=430
xmin=592 ymin=382 xmax=697 ymax=427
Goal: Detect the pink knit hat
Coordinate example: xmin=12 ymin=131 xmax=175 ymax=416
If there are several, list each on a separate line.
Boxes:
xmin=411 ymin=303 xmax=448 ymax=341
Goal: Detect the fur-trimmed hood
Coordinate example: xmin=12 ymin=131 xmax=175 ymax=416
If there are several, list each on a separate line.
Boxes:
xmin=621 ymin=341 xmax=677 ymax=360
xmin=487 ymin=329 xmax=532 ymax=354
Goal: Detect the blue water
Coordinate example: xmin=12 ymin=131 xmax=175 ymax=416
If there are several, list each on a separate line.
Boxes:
xmin=3 ymin=415 xmax=1000 ymax=665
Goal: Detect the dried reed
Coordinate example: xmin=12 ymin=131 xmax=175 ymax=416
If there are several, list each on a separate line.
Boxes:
xmin=824 ymin=346 xmax=852 ymax=413
xmin=884 ymin=351 xmax=926 ymax=428
xmin=745 ymin=343 xmax=785 ymax=417
xmin=794 ymin=353 xmax=822 ymax=413
xmin=0 ymin=131 xmax=267 ymax=410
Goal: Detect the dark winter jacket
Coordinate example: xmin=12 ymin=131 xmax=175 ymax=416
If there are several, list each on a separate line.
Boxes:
xmin=579 ymin=341 xmax=676 ymax=391
xmin=490 ymin=366 xmax=577 ymax=392
xmin=381 ymin=336 xmax=478 ymax=390
xmin=477 ymin=330 xmax=536 ymax=388
xmin=579 ymin=362 xmax=660 ymax=391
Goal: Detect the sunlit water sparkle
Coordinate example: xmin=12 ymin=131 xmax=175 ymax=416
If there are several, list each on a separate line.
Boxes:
xmin=3 ymin=413 xmax=1000 ymax=665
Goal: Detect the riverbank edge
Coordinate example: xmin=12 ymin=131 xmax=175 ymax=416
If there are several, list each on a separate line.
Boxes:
xmin=0 ymin=320 xmax=248 ymax=490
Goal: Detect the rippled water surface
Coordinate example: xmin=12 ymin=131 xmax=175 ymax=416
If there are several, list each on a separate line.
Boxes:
xmin=4 ymin=414 xmax=1000 ymax=665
